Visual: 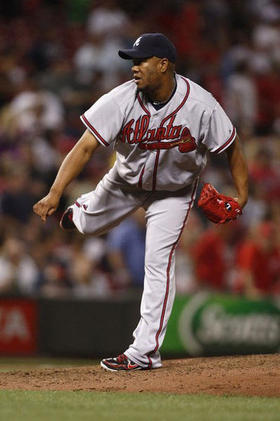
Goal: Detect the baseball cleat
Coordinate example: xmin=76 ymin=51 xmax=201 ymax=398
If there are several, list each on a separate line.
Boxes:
xmin=59 ymin=208 xmax=75 ymax=231
xmin=100 ymin=354 xmax=146 ymax=372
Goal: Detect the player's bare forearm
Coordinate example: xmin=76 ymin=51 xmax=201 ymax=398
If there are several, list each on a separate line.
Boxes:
xmin=50 ymin=130 xmax=99 ymax=196
xmin=33 ymin=130 xmax=99 ymax=221
xmin=226 ymin=135 xmax=248 ymax=208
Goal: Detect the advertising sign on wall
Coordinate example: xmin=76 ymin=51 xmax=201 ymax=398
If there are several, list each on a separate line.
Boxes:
xmin=162 ymin=293 xmax=280 ymax=356
xmin=0 ymin=299 xmax=38 ymax=354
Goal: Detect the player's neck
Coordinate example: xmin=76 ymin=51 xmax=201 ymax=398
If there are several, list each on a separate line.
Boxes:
xmin=147 ymin=74 xmax=176 ymax=105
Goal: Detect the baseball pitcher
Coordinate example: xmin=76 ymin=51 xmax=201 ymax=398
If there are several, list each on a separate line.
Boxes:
xmin=33 ymin=33 xmax=248 ymax=371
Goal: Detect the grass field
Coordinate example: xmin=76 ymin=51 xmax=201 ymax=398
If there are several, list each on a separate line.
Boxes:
xmin=0 ymin=357 xmax=97 ymax=370
xmin=0 ymin=358 xmax=279 ymax=421
xmin=1 ymin=390 xmax=280 ymax=421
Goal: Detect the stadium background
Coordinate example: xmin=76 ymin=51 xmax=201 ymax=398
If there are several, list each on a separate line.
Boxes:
xmin=0 ymin=0 xmax=280 ymax=359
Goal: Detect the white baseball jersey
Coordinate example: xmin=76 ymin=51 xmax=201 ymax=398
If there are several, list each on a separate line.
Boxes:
xmin=80 ymin=73 xmax=236 ymax=191
xmin=73 ymin=73 xmax=237 ymax=369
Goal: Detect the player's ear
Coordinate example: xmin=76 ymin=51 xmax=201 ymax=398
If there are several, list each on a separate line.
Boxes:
xmin=159 ymin=58 xmax=169 ymax=73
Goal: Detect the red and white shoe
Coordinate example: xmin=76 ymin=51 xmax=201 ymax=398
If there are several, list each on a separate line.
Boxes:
xmin=100 ymin=354 xmax=147 ymax=372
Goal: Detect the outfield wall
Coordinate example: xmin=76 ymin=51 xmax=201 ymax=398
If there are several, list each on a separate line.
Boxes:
xmin=0 ymin=293 xmax=279 ymax=357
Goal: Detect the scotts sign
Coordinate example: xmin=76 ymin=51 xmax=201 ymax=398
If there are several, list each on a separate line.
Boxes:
xmin=0 ymin=300 xmax=37 ymax=354
xmin=162 ymin=293 xmax=280 ymax=356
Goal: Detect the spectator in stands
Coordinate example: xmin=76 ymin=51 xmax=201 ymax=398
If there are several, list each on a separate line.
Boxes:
xmin=175 ymin=210 xmax=203 ymax=294
xmin=73 ymin=33 xmax=106 ymax=86
xmin=192 ymin=222 xmax=244 ymax=292
xmin=249 ymin=146 xmax=280 ymax=202
xmin=85 ymin=0 xmax=131 ymax=90
xmin=252 ymin=5 xmax=280 ymax=64
xmin=234 ymin=221 xmax=280 ymax=298
xmin=8 ymin=77 xmax=64 ymax=135
xmin=1 ymin=167 xmax=38 ymax=223
xmin=254 ymin=62 xmax=280 ymax=134
xmin=40 ymin=256 xmax=72 ymax=298
xmin=70 ymin=235 xmax=113 ymax=298
xmin=29 ymin=129 xmax=61 ymax=185
xmin=87 ymin=0 xmax=130 ymax=39
xmin=224 ymin=61 xmax=258 ymax=138
xmin=0 ymin=236 xmax=40 ymax=295
xmin=106 ymin=209 xmax=146 ymax=291
xmin=241 ymin=183 xmax=268 ymax=228
xmin=0 ymin=0 xmax=279 ymax=299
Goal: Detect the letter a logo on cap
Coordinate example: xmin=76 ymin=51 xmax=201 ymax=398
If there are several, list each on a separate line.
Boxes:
xmin=133 ymin=36 xmax=142 ymax=47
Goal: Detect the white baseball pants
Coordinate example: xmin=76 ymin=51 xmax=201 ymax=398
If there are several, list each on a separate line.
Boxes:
xmin=71 ymin=169 xmax=198 ymax=368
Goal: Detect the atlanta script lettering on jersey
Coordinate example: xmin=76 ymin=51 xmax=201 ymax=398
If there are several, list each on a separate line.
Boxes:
xmin=120 ymin=115 xmax=197 ymax=153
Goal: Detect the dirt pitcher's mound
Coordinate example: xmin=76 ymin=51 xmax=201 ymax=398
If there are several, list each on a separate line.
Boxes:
xmin=0 ymin=354 xmax=279 ymax=396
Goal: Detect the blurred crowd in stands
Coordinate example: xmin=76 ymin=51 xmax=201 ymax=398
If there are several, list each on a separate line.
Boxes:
xmin=0 ymin=0 xmax=280 ymax=300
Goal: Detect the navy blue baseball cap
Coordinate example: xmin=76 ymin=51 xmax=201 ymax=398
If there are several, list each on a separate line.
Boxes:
xmin=118 ymin=33 xmax=176 ymax=63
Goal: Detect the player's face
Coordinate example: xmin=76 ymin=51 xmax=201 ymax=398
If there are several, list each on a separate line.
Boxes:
xmin=132 ymin=57 xmax=163 ymax=92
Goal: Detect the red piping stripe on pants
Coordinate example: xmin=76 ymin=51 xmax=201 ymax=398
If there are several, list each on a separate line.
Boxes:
xmin=148 ymin=179 xmax=198 ymax=367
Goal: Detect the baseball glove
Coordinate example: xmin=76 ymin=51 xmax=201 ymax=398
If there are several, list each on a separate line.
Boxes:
xmin=198 ymin=183 xmax=242 ymax=224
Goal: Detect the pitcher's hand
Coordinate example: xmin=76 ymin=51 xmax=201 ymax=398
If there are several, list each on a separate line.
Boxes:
xmin=33 ymin=191 xmax=60 ymax=222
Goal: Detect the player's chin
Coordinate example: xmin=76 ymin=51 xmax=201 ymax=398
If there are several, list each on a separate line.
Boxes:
xmin=134 ymin=79 xmax=146 ymax=90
